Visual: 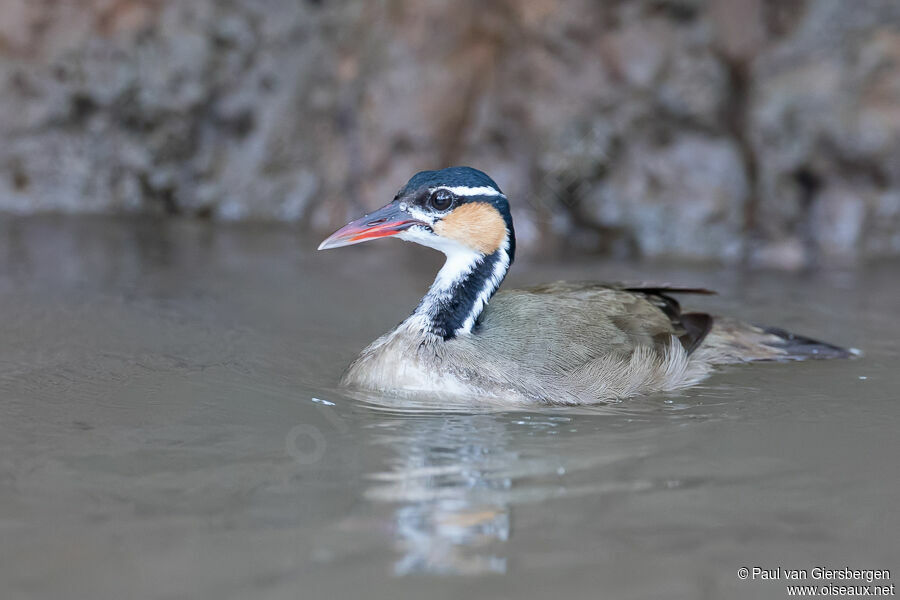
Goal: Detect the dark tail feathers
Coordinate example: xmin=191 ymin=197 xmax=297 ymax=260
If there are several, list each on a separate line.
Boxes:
xmin=762 ymin=326 xmax=856 ymax=361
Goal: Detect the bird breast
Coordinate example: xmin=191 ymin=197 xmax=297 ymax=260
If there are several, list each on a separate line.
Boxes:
xmin=341 ymin=321 xmax=483 ymax=398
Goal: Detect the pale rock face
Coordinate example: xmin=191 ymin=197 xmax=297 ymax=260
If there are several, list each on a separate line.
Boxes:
xmin=585 ymin=133 xmax=748 ymax=262
xmin=748 ymin=0 xmax=900 ymax=266
xmin=0 ymin=0 xmax=898 ymax=267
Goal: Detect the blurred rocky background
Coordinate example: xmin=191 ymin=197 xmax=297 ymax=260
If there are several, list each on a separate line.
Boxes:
xmin=1 ymin=0 xmax=899 ymax=268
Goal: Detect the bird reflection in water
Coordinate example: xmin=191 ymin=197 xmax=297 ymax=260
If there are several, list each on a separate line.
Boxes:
xmin=356 ymin=396 xmax=673 ymax=576
xmin=363 ymin=413 xmax=516 ymax=575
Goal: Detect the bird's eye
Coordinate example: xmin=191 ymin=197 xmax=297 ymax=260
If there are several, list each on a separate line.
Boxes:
xmin=429 ymin=189 xmax=454 ymax=211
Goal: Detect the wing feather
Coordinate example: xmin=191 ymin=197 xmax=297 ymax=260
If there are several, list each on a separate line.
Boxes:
xmin=515 ymin=281 xmax=714 ymax=355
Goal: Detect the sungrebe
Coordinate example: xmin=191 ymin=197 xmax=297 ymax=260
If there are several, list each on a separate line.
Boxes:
xmin=319 ymin=167 xmax=852 ymax=404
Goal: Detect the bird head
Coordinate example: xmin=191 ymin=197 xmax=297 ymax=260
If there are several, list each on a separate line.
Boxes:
xmin=318 ymin=166 xmax=515 ymax=262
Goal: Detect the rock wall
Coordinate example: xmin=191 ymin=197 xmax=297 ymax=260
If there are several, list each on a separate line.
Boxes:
xmin=1 ymin=0 xmax=898 ymax=266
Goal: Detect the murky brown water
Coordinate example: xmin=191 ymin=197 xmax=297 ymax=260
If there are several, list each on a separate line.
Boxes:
xmin=1 ymin=217 xmax=898 ymax=600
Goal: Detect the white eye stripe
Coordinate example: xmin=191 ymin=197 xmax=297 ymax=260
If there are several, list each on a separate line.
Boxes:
xmin=428 ymin=186 xmax=504 ymax=198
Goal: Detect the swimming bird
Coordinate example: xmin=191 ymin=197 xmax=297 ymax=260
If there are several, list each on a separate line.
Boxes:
xmin=319 ymin=166 xmax=852 ymax=404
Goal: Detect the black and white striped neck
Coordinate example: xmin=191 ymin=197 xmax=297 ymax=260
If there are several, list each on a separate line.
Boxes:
xmin=407 ymin=236 xmax=511 ymax=340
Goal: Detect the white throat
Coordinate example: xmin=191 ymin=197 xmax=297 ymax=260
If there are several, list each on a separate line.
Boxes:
xmin=397 ymin=230 xmax=511 ymax=339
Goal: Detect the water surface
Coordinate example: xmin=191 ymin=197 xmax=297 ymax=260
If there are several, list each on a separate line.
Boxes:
xmin=1 ymin=217 xmax=897 ymax=599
